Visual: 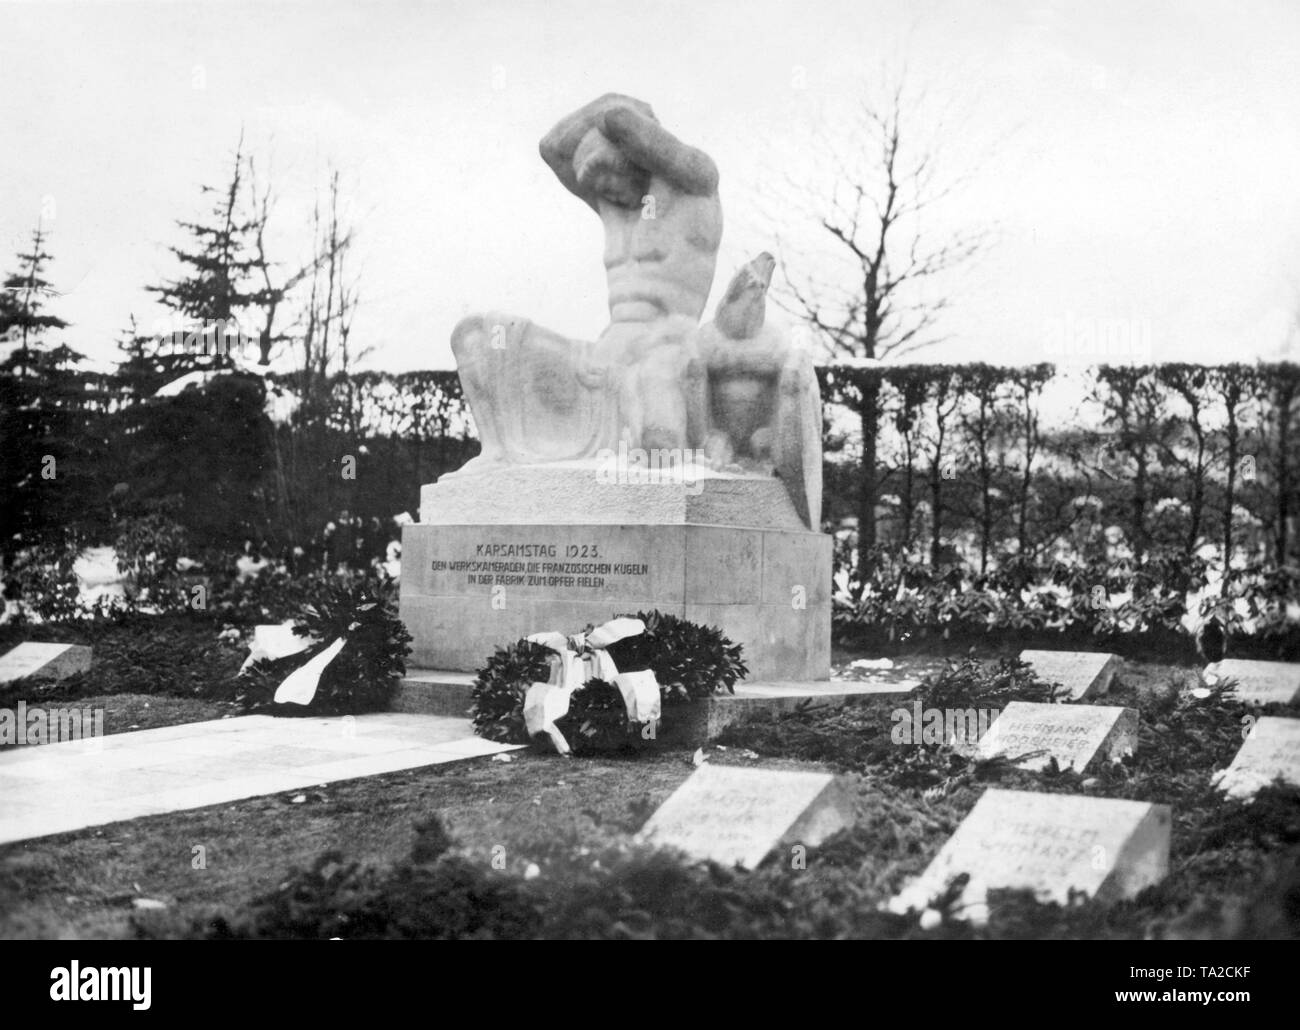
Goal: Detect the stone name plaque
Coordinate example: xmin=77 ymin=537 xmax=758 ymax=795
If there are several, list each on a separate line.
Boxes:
xmin=1214 ymin=716 xmax=1300 ymax=798
xmin=1019 ymin=650 xmax=1121 ymax=700
xmin=978 ymin=701 xmax=1138 ymax=772
xmin=636 ymin=763 xmax=854 ymax=869
xmin=890 ymin=788 xmax=1170 ymax=922
xmin=1204 ymin=659 xmax=1300 ymax=706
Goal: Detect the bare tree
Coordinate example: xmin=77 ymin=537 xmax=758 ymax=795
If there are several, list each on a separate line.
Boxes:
xmin=954 ymin=365 xmax=1014 ymax=574
xmin=257 ymin=166 xmax=361 ymax=547
xmin=924 ymin=369 xmax=960 ymax=567
xmin=298 ymin=169 xmax=362 ymax=412
xmin=245 ymin=156 xmax=318 ymax=367
xmin=774 ymin=75 xmax=986 ymax=586
xmin=1156 ymin=365 xmax=1214 ymax=561
xmin=1090 ymin=365 xmax=1167 ymax=563
xmin=1258 ymin=364 xmax=1299 ymax=564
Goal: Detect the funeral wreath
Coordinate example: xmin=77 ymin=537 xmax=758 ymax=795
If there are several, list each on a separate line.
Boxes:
xmin=470 ymin=610 xmax=747 ymax=755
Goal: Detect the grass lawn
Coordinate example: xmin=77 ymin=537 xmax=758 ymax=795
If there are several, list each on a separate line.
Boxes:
xmin=1 ymin=614 xmax=243 ymax=754
xmin=2 ymin=651 xmax=1297 ymax=939
xmin=1 ymin=695 xmax=234 ymax=755
xmin=0 ymin=615 xmax=247 ymax=743
xmin=0 ymin=744 xmax=708 ymax=938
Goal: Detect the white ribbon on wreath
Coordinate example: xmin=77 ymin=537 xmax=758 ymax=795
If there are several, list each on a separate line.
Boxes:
xmin=523 ymin=617 xmax=662 ymax=755
xmin=239 ymin=621 xmax=347 ymax=706
xmin=274 ymin=637 xmax=346 ymax=705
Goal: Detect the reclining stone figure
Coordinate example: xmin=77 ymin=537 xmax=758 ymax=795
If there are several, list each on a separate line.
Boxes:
xmin=449 ymin=93 xmax=821 ymax=529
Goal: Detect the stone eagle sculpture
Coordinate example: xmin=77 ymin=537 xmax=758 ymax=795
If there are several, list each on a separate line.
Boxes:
xmin=696 ymin=252 xmax=823 ymax=529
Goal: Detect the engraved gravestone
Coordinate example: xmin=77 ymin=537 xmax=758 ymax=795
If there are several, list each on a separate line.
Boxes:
xmin=1213 ymin=716 xmax=1300 ymax=798
xmin=1203 ymin=659 xmax=1300 ymax=706
xmin=0 ymin=643 xmax=92 ymax=686
xmin=1019 ymin=649 xmax=1121 ymax=700
xmin=636 ymin=763 xmax=854 ymax=869
xmin=978 ymin=701 xmax=1138 ymax=772
xmin=889 ymin=788 xmax=1170 ymax=922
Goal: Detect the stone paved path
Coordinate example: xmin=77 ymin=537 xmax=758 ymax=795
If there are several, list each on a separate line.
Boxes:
xmin=0 ymin=713 xmax=518 ymax=846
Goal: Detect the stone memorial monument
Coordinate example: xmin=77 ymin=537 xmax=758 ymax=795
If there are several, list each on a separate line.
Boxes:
xmin=401 ymin=95 xmax=830 ymax=681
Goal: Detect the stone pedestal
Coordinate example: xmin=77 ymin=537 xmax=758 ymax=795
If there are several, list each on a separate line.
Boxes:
xmin=399 ymin=466 xmax=831 ymax=681
xmin=419 ymin=461 xmax=808 ymax=531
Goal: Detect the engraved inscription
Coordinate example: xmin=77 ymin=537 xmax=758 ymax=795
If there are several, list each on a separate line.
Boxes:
xmin=430 ymin=538 xmax=652 ymax=589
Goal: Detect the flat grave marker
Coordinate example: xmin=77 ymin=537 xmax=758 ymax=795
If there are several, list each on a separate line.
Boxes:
xmin=1019 ymin=649 xmax=1121 ymax=700
xmin=1213 ymin=716 xmax=1300 ymax=799
xmin=1203 ymin=659 xmax=1300 ymax=707
xmin=889 ymin=788 xmax=1170 ymax=922
xmin=636 ymin=763 xmax=854 ymax=869
xmin=0 ymin=643 xmax=92 ymax=686
xmin=978 ymin=701 xmax=1137 ymax=772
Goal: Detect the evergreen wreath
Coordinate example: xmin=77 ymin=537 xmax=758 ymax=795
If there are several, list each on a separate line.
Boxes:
xmin=469 ymin=610 xmax=747 ymax=751
xmin=238 ymin=579 xmax=412 ymax=716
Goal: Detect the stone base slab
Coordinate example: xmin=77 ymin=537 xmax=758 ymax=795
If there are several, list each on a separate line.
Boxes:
xmin=394 ymin=669 xmax=917 ymax=745
xmin=399 ymin=521 xmax=832 ymax=681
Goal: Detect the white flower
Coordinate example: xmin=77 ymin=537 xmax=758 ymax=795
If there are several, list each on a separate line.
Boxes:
xmin=262 ymin=385 xmax=300 ymax=425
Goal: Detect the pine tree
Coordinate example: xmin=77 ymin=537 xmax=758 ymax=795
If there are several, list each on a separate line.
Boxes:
xmin=111 ymin=138 xmax=286 ymax=550
xmin=0 ymin=223 xmax=69 ymax=379
xmin=0 ymin=227 xmax=96 ymax=554
xmin=143 ymin=136 xmax=264 ymax=379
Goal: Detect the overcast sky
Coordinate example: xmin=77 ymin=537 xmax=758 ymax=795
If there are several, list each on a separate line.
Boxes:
xmin=3 ymin=0 xmax=1298 ymax=372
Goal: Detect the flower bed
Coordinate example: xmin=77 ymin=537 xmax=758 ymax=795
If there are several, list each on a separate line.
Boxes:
xmin=835 ymin=547 xmax=1300 ymax=660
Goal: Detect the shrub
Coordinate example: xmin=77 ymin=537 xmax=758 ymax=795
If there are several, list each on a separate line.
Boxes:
xmin=112 ymin=509 xmax=191 ymax=607
xmin=179 ymin=795 xmax=1300 ymax=940
xmin=921 ymin=655 xmax=1058 ymax=712
xmin=3 ymin=540 xmax=87 ymax=623
xmin=719 ymin=655 xmax=1059 ymax=789
xmin=203 ymin=818 xmax=540 ymax=940
xmin=834 ymin=546 xmax=1300 ymax=660
xmin=206 ymin=565 xmax=351 ymax=625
